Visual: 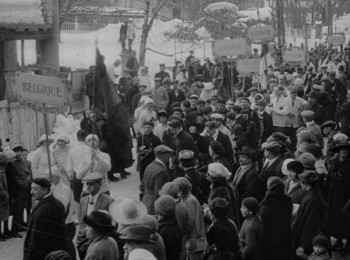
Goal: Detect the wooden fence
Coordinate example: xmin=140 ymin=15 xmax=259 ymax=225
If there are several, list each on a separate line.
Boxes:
xmin=62 ymin=12 xmax=144 ymax=31
xmin=0 ymin=100 xmax=57 ymax=151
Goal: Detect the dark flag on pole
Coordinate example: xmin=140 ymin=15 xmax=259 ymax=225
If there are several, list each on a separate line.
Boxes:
xmin=94 ymin=48 xmax=107 ymax=113
xmin=94 ymin=47 xmax=134 ymax=173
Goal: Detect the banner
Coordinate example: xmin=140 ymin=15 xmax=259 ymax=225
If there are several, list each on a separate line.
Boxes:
xmin=247 ymin=25 xmax=275 ymax=41
xmin=15 ymin=73 xmax=68 ymax=106
xmin=238 ymin=59 xmax=261 ymax=74
xmin=212 ymin=39 xmax=250 ymax=57
xmin=327 ymin=34 xmax=345 ymax=45
xmin=284 ymin=50 xmax=305 ymax=64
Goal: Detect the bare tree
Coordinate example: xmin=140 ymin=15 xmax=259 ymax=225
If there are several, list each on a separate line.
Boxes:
xmin=139 ymin=0 xmax=178 ymax=66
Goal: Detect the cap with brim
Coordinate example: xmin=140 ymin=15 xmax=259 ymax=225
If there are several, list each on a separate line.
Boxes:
xmin=12 ymin=143 xmax=23 ymax=151
xmin=83 ymin=211 xmax=114 ymax=230
xmin=4 ymin=150 xmax=16 ymax=159
xmin=179 ymin=150 xmax=194 ymax=160
xmin=109 ymin=198 xmax=147 ymax=225
xmin=180 ymin=80 xmax=188 ymax=85
xmin=154 ymin=77 xmax=162 ymax=82
xmin=138 ymin=84 xmax=147 ymax=89
xmin=32 ymin=178 xmax=51 ymax=190
xmin=328 ymin=141 xmax=350 ymax=153
xmin=144 ymin=98 xmax=154 ymax=105
xmin=82 ymin=172 xmax=104 ymax=182
xmin=189 ymin=95 xmax=199 ymax=100
xmin=119 ymin=224 xmax=154 ymax=243
xmin=158 ymin=110 xmax=168 ymax=118
xmin=143 ymin=121 xmax=154 ymax=127
xmin=248 ymin=87 xmax=258 ymax=93
xmin=290 ymin=87 xmax=299 ymax=94
xmin=240 ymin=97 xmax=251 ymax=104
xmin=320 ymin=76 xmax=329 ymax=81
xmin=237 ymin=146 xmax=256 ymax=160
xmin=262 ymin=141 xmax=282 ymax=151
xmin=37 ymin=135 xmax=54 ymax=146
xmin=256 ymin=100 xmax=266 ymax=106
xmin=300 ymin=110 xmax=315 ymax=119
xmin=159 ymin=63 xmax=165 ymax=66
xmin=171 ymin=80 xmax=179 ymax=84
xmin=320 ymin=120 xmax=337 ymax=129
xmin=209 ymin=93 xmax=219 ymax=100
xmin=211 ymin=113 xmax=225 ymax=120
xmin=269 ymin=78 xmax=278 ymax=83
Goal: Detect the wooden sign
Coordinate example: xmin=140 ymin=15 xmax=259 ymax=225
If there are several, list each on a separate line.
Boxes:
xmin=284 ymin=50 xmax=305 ymax=64
xmin=247 ymin=25 xmax=275 ymax=41
xmin=327 ymin=34 xmax=345 ymax=45
xmin=15 ymin=72 xmax=68 ymax=106
xmin=212 ymin=39 xmax=250 ymax=57
xmin=237 ymin=59 xmax=261 ymax=74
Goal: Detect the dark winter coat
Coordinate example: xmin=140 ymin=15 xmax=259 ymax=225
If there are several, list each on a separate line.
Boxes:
xmin=303 ymin=102 xmax=325 ymax=126
xmin=259 ymin=186 xmax=293 ymax=260
xmin=24 ymin=195 xmax=68 ymax=260
xmin=259 ymin=111 xmax=273 ymax=143
xmin=184 ymin=167 xmax=210 ymax=205
xmin=140 ymin=160 xmax=170 ymax=214
xmin=171 ymin=129 xmax=199 ymax=160
xmin=284 ymin=180 xmax=306 ymax=204
xmin=259 ymin=156 xmax=285 ymax=200
xmin=158 ymin=216 xmax=183 ymax=260
xmin=239 ymin=215 xmax=264 ymax=260
xmin=208 ymin=178 xmax=241 ymax=228
xmin=205 ymin=217 xmax=243 ymax=260
xmin=0 ymin=168 xmax=9 ymax=221
xmin=241 ymin=108 xmax=261 ymax=148
xmin=232 ymin=164 xmax=260 ymax=202
xmin=339 ymin=101 xmax=350 ymax=137
xmin=216 ymin=131 xmax=234 ymax=165
xmin=137 ymin=133 xmax=162 ymax=180
xmin=168 ymin=89 xmax=186 ymax=107
xmin=293 ymin=187 xmax=328 ymax=256
xmin=325 ymin=156 xmax=350 ymax=238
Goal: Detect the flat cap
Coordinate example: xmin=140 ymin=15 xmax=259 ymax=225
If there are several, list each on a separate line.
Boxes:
xmin=320 ymin=120 xmax=336 ymax=129
xmin=162 ymin=77 xmax=171 ymax=84
xmin=208 ymin=163 xmax=231 ymax=179
xmin=262 ymin=141 xmax=282 ymax=150
xmin=240 ymin=97 xmax=251 ymax=103
xmin=143 ymin=121 xmax=154 ymax=127
xmin=211 ymin=113 xmax=225 ymax=120
xmin=189 ymin=94 xmax=199 ymax=100
xmin=300 ymin=110 xmax=315 ymax=119
xmin=82 ymin=172 xmax=104 ymax=182
xmin=179 ymin=150 xmax=194 ymax=160
xmin=32 ymin=178 xmax=51 ymax=190
xmin=154 ymin=77 xmax=162 ymax=82
xmin=248 ymin=87 xmax=258 ymax=93
xmin=154 ymin=145 xmax=173 ymax=156
xmin=290 ymin=86 xmax=299 ymax=94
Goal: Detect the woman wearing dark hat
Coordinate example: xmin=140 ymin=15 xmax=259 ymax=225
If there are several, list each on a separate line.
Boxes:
xmin=83 ymin=210 xmax=119 ymax=260
xmin=259 ymin=177 xmax=293 ymax=260
xmin=293 ymin=171 xmax=327 ymax=259
xmin=204 ymin=198 xmax=242 ymax=260
xmin=121 ymin=224 xmax=159 ymax=260
xmin=239 ymin=197 xmax=264 ymax=260
xmin=154 ymin=195 xmax=183 ymax=260
xmin=282 ymin=159 xmax=306 ymax=204
xmin=325 ymin=141 xmax=350 ymax=252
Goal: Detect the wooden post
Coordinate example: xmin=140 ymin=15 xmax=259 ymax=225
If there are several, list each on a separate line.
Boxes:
xmin=21 ymin=40 xmax=25 ymax=67
xmin=43 ymin=104 xmax=52 ymax=180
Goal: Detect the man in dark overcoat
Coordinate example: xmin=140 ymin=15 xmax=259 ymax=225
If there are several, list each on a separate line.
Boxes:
xmin=24 ymin=178 xmax=68 ymax=260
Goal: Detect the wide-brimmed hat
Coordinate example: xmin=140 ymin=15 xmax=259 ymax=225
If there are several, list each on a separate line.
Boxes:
xmin=109 ymin=198 xmax=147 ymax=225
xmin=282 ymin=158 xmax=296 ymax=175
xmin=84 ymin=210 xmax=114 ymax=230
xmin=119 ymin=224 xmax=154 ymax=243
xmin=238 ymin=146 xmax=256 ymax=160
xmin=37 ymin=135 xmax=54 ymax=146
xmin=82 ymin=172 xmax=104 ymax=183
xmin=328 ymin=141 xmax=350 ymax=153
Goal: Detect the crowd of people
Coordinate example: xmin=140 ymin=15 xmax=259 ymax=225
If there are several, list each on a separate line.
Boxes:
xmin=1 ymin=44 xmax=350 ymax=260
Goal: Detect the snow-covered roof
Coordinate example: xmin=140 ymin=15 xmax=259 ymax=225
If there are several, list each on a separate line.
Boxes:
xmin=0 ymin=0 xmax=44 ymax=25
xmin=238 ymin=7 xmax=272 ymax=22
xmin=204 ymin=2 xmax=239 ymax=13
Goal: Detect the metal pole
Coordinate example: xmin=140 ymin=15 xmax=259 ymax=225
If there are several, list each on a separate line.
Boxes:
xmin=21 ymin=40 xmax=24 ymax=67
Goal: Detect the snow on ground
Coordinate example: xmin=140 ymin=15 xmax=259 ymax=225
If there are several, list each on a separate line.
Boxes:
xmin=18 ymin=19 xmax=213 ymax=79
xmin=0 ymin=0 xmax=44 ymax=24
xmin=204 ymin=2 xmax=239 ymax=13
xmin=238 ymin=7 xmax=273 ymax=22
